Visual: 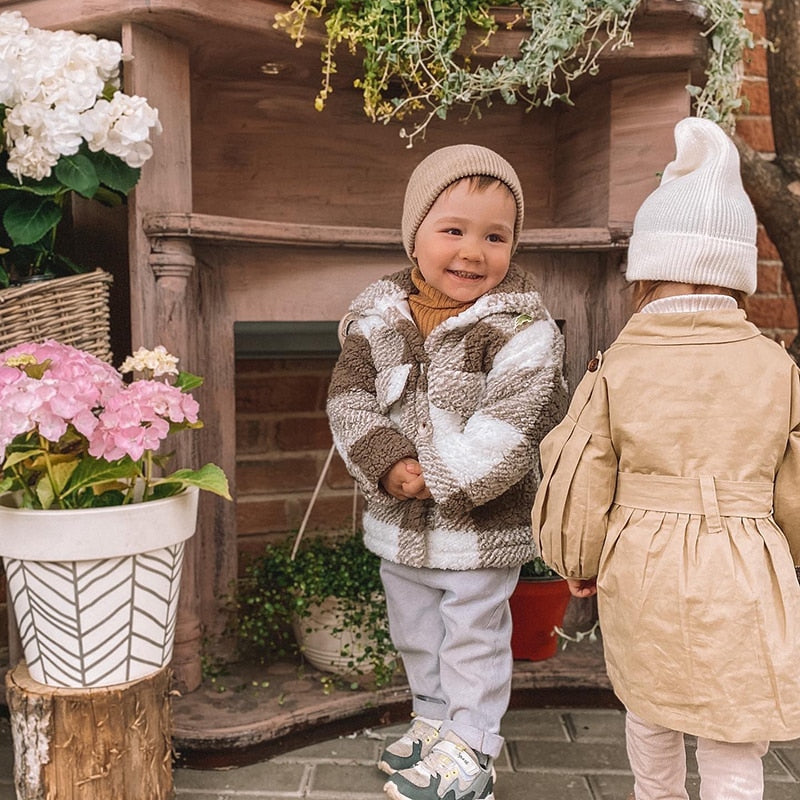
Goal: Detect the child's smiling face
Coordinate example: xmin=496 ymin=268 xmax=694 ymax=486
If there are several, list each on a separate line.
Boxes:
xmin=412 ymin=178 xmax=516 ymax=303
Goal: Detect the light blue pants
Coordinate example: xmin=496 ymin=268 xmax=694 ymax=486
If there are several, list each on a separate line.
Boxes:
xmin=380 ymin=560 xmax=519 ymax=759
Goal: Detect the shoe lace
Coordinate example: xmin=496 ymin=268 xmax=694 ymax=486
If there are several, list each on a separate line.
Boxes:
xmin=409 ymin=718 xmax=440 ymax=744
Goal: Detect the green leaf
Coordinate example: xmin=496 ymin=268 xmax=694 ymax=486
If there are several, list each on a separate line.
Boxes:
xmin=175 ymin=371 xmax=204 ymax=392
xmin=92 ymin=185 xmax=125 ymax=207
xmin=35 ymin=474 xmax=57 ymax=509
xmin=2 ymin=447 xmax=43 ymax=469
xmin=158 ymin=463 xmax=231 ymax=500
xmin=0 ymin=175 xmax=62 ymax=196
xmin=3 ymin=195 xmax=61 ymax=246
xmin=54 ymin=153 xmax=100 ymax=198
xmin=90 ymin=149 xmax=141 ymax=194
xmin=63 ymin=456 xmax=140 ymax=497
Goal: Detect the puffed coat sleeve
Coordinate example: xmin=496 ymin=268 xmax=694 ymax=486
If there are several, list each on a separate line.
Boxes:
xmin=326 ymin=326 xmax=417 ymax=499
xmin=531 ymin=362 xmax=618 ymax=579
xmin=774 ymin=364 xmax=800 ymax=564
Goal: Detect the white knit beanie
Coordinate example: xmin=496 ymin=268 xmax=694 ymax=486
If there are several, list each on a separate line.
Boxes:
xmin=626 ymin=116 xmax=757 ymax=294
xmin=401 ymin=144 xmax=525 ymax=260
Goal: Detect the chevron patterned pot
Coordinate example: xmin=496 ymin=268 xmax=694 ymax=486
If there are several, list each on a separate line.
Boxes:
xmin=0 ymin=487 xmax=198 ymax=688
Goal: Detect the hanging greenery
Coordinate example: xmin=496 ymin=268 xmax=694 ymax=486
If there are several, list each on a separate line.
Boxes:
xmin=274 ymin=0 xmax=755 ymax=147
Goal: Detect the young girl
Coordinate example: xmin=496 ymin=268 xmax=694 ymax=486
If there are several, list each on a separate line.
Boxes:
xmin=532 ymin=116 xmax=800 ymax=800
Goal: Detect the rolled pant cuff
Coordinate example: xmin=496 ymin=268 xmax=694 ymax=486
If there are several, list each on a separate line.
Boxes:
xmin=442 ymin=721 xmax=503 ymax=760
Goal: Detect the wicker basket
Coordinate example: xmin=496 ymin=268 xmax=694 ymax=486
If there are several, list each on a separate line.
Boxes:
xmin=0 ymin=270 xmax=113 ymax=362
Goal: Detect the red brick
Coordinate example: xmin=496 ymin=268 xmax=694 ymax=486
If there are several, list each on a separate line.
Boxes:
xmin=328 ymin=453 xmax=357 ymax=490
xmin=236 ymin=455 xmax=323 ymax=494
xmin=742 ymin=3 xmax=766 ymax=39
xmin=235 ymin=374 xmax=327 ymax=413
xmin=237 ymin=534 xmax=298 ymax=576
xmin=735 ymin=117 xmax=774 ymax=152
xmin=236 ymin=357 xmax=336 ymax=375
xmin=756 ymin=262 xmax=782 ymax=294
xmin=742 ymin=22 xmax=767 ymax=78
xmin=235 ymin=496 xmax=292 ymax=534
xmin=746 ymin=295 xmax=799 ymax=329
xmin=739 ymin=78 xmax=770 ymax=116
xmin=276 ymin=416 xmax=333 ymax=451
xmin=286 ymin=492 xmax=365 ymax=533
xmin=236 ymin=417 xmax=276 ymax=453
xmin=756 ymin=226 xmax=780 ymax=260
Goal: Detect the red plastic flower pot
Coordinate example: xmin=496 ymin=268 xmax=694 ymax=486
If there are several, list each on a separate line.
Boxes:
xmin=509 ymin=577 xmax=572 ymax=661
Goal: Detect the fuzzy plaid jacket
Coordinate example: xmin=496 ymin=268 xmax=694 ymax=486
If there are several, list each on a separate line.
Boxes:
xmin=327 ymin=265 xmax=568 ymax=570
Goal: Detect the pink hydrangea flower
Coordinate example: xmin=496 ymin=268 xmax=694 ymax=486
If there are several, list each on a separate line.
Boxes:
xmin=87 ymin=369 xmax=199 ymax=462
xmin=0 ymin=340 xmax=228 ymax=509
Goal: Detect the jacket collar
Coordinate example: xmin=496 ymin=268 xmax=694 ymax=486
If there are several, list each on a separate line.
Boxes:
xmin=614 ymin=309 xmax=763 ymax=345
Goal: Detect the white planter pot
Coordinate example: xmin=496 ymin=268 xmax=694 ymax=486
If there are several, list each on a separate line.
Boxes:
xmin=292 ymin=596 xmax=380 ymax=677
xmin=0 ymin=487 xmax=199 ymax=688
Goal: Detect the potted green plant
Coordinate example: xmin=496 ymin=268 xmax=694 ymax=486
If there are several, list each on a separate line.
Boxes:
xmin=509 ymin=555 xmax=572 ymax=661
xmin=0 ymin=10 xmax=161 ymax=287
xmin=273 ymin=0 xmax=754 ymax=146
xmin=0 ymin=340 xmax=230 ymax=688
xmin=236 ymin=529 xmax=398 ymax=688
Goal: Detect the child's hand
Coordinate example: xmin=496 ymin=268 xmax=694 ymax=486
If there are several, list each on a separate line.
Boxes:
xmin=566 ymin=577 xmax=597 ymax=598
xmin=380 ymin=458 xmax=432 ymax=501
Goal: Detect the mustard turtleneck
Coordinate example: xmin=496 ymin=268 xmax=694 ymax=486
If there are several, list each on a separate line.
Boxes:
xmin=408 ymin=266 xmax=475 ymax=338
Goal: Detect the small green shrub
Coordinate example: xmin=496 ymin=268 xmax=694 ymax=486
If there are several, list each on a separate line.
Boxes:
xmin=236 ymin=530 xmax=398 ymax=687
xmin=519 ymin=556 xmax=561 ymax=579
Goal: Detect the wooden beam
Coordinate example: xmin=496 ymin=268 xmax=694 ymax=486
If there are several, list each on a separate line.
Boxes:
xmin=144 ymin=212 xmax=631 ymax=252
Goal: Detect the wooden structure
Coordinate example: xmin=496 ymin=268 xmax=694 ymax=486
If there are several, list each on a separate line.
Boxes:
xmin=5 ymin=664 xmax=172 ymax=799
xmin=2 ymin=1 xmax=708 ymax=693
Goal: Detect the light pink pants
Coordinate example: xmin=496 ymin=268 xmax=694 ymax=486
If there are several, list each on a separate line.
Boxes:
xmin=626 ymin=711 xmax=769 ymax=800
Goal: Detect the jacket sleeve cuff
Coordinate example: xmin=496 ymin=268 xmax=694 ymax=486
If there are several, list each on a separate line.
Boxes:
xmin=349 ymin=426 xmax=417 ymax=489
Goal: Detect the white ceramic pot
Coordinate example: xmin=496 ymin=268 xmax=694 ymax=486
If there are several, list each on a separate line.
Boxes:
xmin=0 ymin=487 xmax=199 ymax=688
xmin=292 ymin=596 xmax=380 ymax=676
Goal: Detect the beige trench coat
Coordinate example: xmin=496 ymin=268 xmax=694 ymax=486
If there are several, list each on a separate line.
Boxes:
xmin=532 ymin=309 xmax=800 ymax=742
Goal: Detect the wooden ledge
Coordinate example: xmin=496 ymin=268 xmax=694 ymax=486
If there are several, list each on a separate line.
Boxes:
xmin=143 ymin=212 xmax=631 ymax=252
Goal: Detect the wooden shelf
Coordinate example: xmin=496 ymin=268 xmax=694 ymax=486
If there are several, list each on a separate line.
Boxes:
xmin=144 ymin=212 xmax=631 ymax=252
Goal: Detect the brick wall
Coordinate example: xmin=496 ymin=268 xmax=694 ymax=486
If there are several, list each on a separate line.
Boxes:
xmin=739 ymin=1 xmax=798 ymax=347
xmin=235 ymin=357 xmax=362 ymax=566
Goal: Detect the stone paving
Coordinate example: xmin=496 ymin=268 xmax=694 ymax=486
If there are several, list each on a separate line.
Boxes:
xmin=3 ymin=707 xmax=799 ymax=800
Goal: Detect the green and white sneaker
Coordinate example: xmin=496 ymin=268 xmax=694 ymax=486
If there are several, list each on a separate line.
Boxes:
xmin=378 ymin=716 xmax=443 ymax=775
xmin=383 ymin=730 xmax=495 ymax=800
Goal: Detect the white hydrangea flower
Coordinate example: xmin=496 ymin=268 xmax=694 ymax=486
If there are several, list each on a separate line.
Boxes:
xmin=5 ymin=133 xmax=57 ymax=181
xmin=0 ymin=11 xmax=158 ymax=181
xmin=0 ymin=10 xmax=29 ymax=43
xmin=82 ymin=92 xmax=161 ymax=167
xmin=119 ymin=346 xmax=179 ymax=378
xmin=0 ymin=61 xmax=16 ymax=107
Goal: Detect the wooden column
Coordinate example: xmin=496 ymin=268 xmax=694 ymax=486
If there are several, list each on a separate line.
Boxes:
xmin=150 ymin=238 xmax=203 ymax=693
xmin=5 ymin=663 xmax=173 ymax=800
xmin=122 ymin=24 xmax=206 ymax=692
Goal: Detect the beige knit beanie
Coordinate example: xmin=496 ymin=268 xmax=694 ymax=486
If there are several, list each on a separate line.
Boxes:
xmin=626 ymin=116 xmax=757 ymax=294
xmin=401 ymin=144 xmax=525 ymax=259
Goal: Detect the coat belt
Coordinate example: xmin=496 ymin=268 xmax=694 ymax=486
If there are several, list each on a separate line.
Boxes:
xmin=614 ymin=472 xmax=774 ymax=533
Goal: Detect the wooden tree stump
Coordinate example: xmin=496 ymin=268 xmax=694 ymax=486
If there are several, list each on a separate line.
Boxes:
xmin=5 ymin=663 xmax=174 ymax=800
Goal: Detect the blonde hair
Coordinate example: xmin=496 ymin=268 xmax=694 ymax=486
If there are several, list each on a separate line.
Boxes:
xmin=630 ymin=281 xmax=747 ymax=313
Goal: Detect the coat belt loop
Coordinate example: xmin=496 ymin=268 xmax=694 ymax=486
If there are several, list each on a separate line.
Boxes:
xmin=699 ymin=475 xmax=724 ymax=535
